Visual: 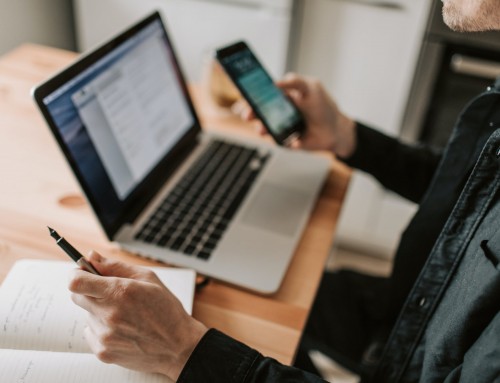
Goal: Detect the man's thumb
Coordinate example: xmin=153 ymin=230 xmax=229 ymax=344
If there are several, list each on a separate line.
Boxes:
xmin=86 ymin=251 xmax=137 ymax=278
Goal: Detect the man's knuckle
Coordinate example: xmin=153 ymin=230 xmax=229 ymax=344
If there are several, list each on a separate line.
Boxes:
xmin=143 ymin=269 xmax=156 ymax=280
xmin=96 ymin=349 xmax=115 ymax=364
xmin=310 ymin=78 xmax=321 ymax=88
xmin=68 ymin=276 xmax=83 ymax=292
xmin=99 ymin=330 xmax=116 ymax=345
xmin=106 ymin=309 xmax=123 ymax=325
xmin=109 ymin=281 xmax=128 ymax=300
xmin=121 ymin=283 xmax=137 ymax=299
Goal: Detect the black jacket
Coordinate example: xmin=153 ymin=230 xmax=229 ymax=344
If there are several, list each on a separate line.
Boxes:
xmin=178 ymin=81 xmax=500 ymax=383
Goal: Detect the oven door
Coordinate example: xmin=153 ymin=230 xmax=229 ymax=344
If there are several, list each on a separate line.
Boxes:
xmin=421 ymin=47 xmax=500 ymax=147
xmin=402 ymin=43 xmax=500 ymax=148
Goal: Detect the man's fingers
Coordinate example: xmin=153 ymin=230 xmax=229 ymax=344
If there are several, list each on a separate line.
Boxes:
xmin=254 ymin=123 xmax=267 ymax=136
xmin=242 ymin=107 xmax=255 ymax=121
xmin=231 ymin=99 xmax=254 ymax=121
xmin=289 ymin=139 xmax=303 ymax=150
xmin=276 ymin=73 xmax=309 ymax=95
xmin=69 ymin=269 xmax=111 ymax=298
xmin=87 ymin=251 xmax=148 ymax=280
xmin=71 ymin=292 xmax=98 ymax=313
xmin=83 ymin=325 xmax=116 ymax=364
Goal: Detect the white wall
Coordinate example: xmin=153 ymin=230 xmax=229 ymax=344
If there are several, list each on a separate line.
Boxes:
xmin=0 ymin=0 xmax=75 ymax=55
xmin=292 ymin=0 xmax=432 ymax=258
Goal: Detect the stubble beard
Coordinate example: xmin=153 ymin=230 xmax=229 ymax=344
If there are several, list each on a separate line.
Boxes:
xmin=442 ymin=0 xmax=500 ymax=32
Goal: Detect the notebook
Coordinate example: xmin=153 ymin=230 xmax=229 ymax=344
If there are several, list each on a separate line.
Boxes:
xmin=0 ymin=259 xmax=195 ymax=382
xmin=32 ymin=11 xmax=330 ymax=294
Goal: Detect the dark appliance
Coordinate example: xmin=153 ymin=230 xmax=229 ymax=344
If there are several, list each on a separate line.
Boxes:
xmin=401 ymin=0 xmax=500 ymax=147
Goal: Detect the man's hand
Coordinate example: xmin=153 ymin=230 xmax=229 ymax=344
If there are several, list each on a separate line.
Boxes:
xmin=69 ymin=251 xmax=208 ymax=381
xmin=240 ymin=73 xmax=357 ymax=158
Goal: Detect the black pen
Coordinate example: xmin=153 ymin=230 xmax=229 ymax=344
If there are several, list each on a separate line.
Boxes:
xmin=47 ymin=227 xmax=101 ymax=275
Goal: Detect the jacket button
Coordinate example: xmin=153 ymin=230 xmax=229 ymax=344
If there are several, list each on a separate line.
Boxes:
xmin=417 ymin=297 xmax=427 ymax=307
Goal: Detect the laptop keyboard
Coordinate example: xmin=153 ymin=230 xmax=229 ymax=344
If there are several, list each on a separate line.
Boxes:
xmin=135 ymin=140 xmax=270 ymax=260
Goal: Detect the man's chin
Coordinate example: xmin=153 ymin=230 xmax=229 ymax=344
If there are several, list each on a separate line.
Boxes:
xmin=443 ymin=11 xmax=480 ymax=32
xmin=443 ymin=13 xmax=469 ymax=32
xmin=442 ymin=1 xmax=500 ymax=32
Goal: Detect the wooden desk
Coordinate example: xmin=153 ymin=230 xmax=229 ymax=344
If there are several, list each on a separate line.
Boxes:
xmin=0 ymin=44 xmax=351 ymax=364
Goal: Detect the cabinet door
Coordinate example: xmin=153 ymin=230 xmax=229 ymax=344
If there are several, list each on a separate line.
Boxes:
xmin=73 ymin=0 xmax=293 ymax=82
xmin=294 ymin=0 xmax=431 ymax=257
xmin=0 ymin=1 xmax=74 ymax=54
xmin=295 ymin=0 xmax=431 ymax=134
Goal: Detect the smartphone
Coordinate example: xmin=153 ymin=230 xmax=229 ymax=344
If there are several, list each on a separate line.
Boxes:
xmin=216 ymin=41 xmax=305 ymax=146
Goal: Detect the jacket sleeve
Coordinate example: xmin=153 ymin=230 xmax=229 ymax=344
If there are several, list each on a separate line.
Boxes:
xmin=178 ymin=329 xmax=328 ymax=383
xmin=340 ymin=122 xmax=443 ymax=203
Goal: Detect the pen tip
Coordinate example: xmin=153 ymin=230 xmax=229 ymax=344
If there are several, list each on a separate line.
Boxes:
xmin=47 ymin=226 xmax=58 ymax=238
xmin=48 ymin=227 xmax=61 ymax=241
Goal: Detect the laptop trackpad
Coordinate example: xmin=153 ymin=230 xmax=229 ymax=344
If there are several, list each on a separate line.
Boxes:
xmin=241 ymin=183 xmax=309 ymax=237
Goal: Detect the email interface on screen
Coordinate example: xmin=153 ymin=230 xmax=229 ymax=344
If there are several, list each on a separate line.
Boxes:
xmin=42 ymin=20 xmax=194 ymax=225
xmin=219 ymin=49 xmax=301 ymax=137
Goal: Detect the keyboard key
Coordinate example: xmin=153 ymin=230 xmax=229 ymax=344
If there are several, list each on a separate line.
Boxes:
xmin=197 ymin=251 xmax=212 ymax=260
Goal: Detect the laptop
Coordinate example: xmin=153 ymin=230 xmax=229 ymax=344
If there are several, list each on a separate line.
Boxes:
xmin=33 ymin=12 xmax=330 ymax=293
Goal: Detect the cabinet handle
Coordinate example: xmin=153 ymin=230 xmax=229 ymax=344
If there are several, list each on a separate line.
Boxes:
xmin=330 ymin=0 xmax=404 ymax=10
xmin=451 ymin=54 xmax=500 ymax=80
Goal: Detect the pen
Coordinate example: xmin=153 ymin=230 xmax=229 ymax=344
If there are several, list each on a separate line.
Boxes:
xmin=47 ymin=227 xmax=101 ymax=275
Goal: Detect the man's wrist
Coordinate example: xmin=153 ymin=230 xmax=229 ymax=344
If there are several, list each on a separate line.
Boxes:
xmin=333 ymin=116 xmax=357 ymax=159
xmin=163 ymin=320 xmax=208 ymax=381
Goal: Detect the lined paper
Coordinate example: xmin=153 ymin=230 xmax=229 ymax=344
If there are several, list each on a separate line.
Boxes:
xmin=0 ymin=259 xmax=195 ymax=353
xmin=0 ymin=349 xmax=172 ymax=382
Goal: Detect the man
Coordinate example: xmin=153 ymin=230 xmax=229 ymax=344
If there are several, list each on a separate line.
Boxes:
xmin=69 ymin=1 xmax=500 ymax=382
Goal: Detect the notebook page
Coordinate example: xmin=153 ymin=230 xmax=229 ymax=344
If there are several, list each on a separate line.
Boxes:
xmin=153 ymin=265 xmax=196 ymax=315
xmin=0 ymin=259 xmax=195 ymax=353
xmin=0 ymin=349 xmax=172 ymax=383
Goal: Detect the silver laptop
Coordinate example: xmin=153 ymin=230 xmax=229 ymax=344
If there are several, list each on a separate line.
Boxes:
xmin=33 ymin=12 xmax=330 ymax=293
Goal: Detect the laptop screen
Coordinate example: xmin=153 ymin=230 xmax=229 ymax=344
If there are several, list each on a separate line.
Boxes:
xmin=34 ymin=13 xmax=200 ymax=238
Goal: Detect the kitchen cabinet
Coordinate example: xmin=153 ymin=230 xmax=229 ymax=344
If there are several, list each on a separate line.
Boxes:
xmin=0 ymin=0 xmax=75 ymax=55
xmin=293 ymin=0 xmax=432 ymax=257
xmin=73 ymin=0 xmax=295 ymax=82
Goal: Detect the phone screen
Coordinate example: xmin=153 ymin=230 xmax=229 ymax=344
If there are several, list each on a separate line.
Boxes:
xmin=217 ymin=43 xmax=304 ymax=144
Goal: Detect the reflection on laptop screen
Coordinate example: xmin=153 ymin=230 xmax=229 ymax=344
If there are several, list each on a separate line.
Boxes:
xmin=41 ymin=19 xmax=194 ymax=225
